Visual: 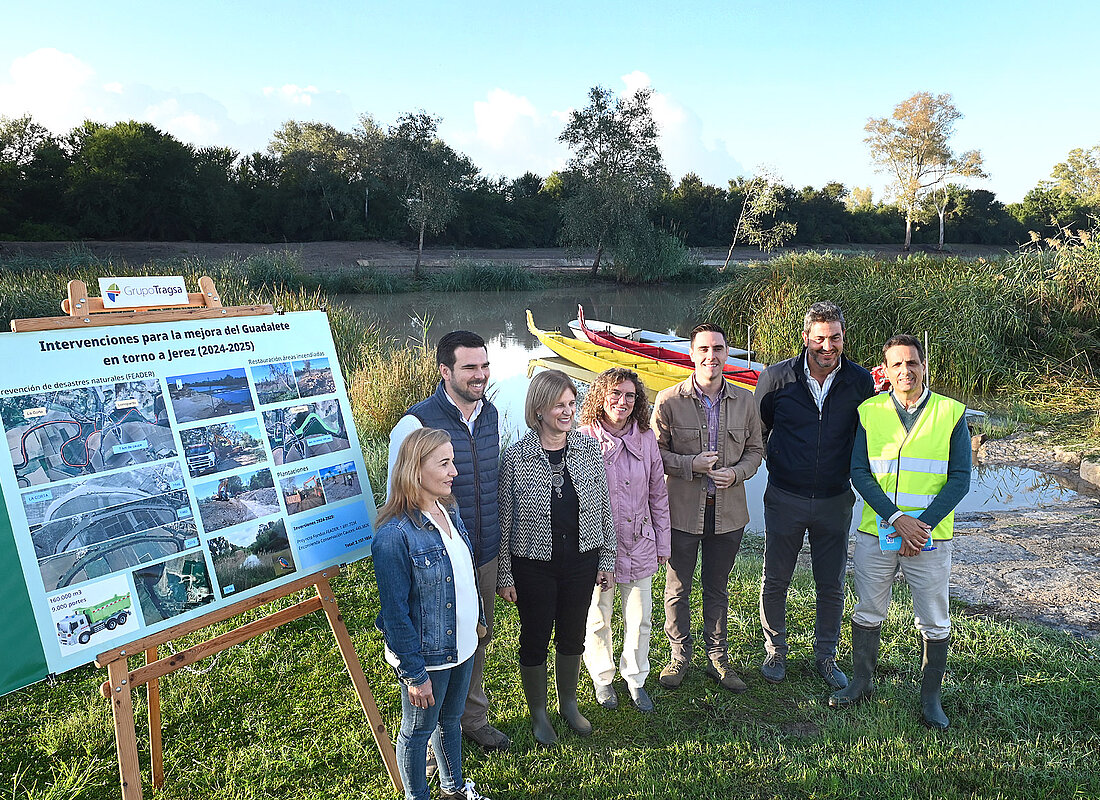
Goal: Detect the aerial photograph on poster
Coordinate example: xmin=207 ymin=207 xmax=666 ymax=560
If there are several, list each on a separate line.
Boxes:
xmin=131 ymin=550 xmax=215 ymax=624
xmin=39 ymin=518 xmax=200 ymax=592
xmin=279 ymin=471 xmax=326 ymax=515
xmin=292 ymin=358 xmax=336 ymax=398
xmin=262 ymin=400 xmax=350 ymax=465
xmin=208 ymin=518 xmax=296 ymax=597
xmin=180 ymin=417 xmax=267 ymax=478
xmin=50 ymin=575 xmax=134 ymax=651
xmin=194 ymin=467 xmax=278 ymax=533
xmin=319 ymin=461 xmax=361 ymax=502
xmin=251 ymin=362 xmax=299 ymax=405
xmin=166 ymin=368 xmax=254 ymax=424
xmin=0 ymin=380 xmax=176 ymax=488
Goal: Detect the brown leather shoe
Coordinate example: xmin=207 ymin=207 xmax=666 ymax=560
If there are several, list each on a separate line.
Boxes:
xmin=706 ymin=657 xmax=747 ymax=693
xmin=658 ymin=657 xmax=690 ymax=689
xmin=462 ymin=724 xmax=511 ymax=751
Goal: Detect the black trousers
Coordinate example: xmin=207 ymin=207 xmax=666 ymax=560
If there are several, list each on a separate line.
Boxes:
xmin=512 ymin=543 xmax=599 ymax=667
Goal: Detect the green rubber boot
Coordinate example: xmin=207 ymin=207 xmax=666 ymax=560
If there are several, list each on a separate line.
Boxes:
xmin=829 ymin=623 xmax=881 ymax=708
xmin=555 ymin=654 xmax=592 ymax=736
xmin=920 ymin=636 xmax=950 ymax=730
xmin=519 ymin=662 xmax=558 ymax=746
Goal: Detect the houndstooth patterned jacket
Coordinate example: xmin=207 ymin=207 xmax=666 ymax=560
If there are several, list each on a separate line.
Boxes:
xmin=497 ymin=429 xmax=616 ymax=589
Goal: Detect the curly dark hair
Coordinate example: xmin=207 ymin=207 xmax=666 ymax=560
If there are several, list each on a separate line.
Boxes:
xmin=579 ymin=368 xmax=651 ymax=431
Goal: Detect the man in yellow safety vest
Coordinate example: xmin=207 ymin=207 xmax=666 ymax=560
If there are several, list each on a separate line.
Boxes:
xmin=829 ymin=334 xmax=971 ymax=729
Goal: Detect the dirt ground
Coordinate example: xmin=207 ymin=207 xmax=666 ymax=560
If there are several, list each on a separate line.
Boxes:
xmin=946 ymin=435 xmax=1100 ymax=638
xmin=0 ymin=240 xmax=1012 ymax=275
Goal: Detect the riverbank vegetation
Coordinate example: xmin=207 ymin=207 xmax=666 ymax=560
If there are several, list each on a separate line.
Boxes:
xmin=705 ymin=225 xmax=1100 ymax=452
xmin=2 ymin=548 xmax=1097 ymax=799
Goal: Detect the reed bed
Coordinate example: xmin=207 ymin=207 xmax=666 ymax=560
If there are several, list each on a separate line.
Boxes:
xmin=705 ymin=248 xmax=1100 ymax=395
xmin=424 ymin=259 xmax=546 ymax=292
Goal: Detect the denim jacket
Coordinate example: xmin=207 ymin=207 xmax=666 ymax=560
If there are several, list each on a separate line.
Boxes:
xmin=373 ymin=504 xmax=485 ymax=687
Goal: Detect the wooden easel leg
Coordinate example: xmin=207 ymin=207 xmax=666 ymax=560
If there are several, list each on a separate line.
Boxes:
xmin=107 ymin=658 xmax=145 ymax=800
xmin=145 ymin=647 xmax=165 ymax=790
xmin=314 ymin=576 xmax=403 ymax=795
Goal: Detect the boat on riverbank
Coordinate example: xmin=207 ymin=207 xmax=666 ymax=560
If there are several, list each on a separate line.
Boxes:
xmin=527 ymin=310 xmax=758 ymax=393
xmin=572 ymin=305 xmax=762 ymax=387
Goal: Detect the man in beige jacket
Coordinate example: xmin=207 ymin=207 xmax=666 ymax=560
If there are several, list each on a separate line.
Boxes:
xmin=653 ymin=323 xmax=764 ymax=692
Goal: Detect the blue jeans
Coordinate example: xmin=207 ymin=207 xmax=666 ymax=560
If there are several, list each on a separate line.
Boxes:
xmin=397 ymin=655 xmax=475 ymax=800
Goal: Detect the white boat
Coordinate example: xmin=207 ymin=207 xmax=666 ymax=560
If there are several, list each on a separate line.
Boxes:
xmin=568 ymin=312 xmax=757 ymax=363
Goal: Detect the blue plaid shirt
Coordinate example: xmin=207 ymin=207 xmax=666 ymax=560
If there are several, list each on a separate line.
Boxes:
xmin=693 ymin=376 xmax=727 ymax=496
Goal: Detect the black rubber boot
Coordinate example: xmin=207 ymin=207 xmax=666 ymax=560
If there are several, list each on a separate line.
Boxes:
xmin=829 ymin=623 xmax=881 ymax=708
xmin=920 ymin=636 xmax=950 ymax=729
xmin=519 ymin=662 xmax=558 ymax=746
xmin=555 ymin=654 xmax=592 ymax=736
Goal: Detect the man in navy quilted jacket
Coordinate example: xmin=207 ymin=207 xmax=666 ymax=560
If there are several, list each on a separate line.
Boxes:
xmin=755 ymin=302 xmax=874 ymax=689
xmin=389 ymin=331 xmax=509 ymax=752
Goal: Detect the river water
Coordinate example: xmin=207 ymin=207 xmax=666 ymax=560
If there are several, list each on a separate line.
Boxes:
xmin=338 ymin=285 xmax=1080 ymax=527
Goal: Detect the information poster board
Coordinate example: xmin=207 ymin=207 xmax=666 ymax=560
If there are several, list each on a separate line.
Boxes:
xmin=0 ymin=310 xmax=376 ymax=694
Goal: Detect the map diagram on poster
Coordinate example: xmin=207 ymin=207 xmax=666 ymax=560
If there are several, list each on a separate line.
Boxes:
xmin=1 ymin=380 xmax=176 ymax=488
xmin=0 ymin=310 xmax=376 ymax=687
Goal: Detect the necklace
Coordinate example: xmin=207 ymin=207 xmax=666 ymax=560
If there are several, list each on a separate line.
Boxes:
xmin=546 ymin=446 xmax=566 ymax=500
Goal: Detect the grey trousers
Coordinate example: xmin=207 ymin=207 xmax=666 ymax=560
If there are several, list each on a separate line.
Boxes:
xmin=664 ymin=502 xmax=745 ymax=661
xmin=461 ymin=556 xmax=498 ymax=732
xmin=759 ymin=483 xmax=854 ymax=661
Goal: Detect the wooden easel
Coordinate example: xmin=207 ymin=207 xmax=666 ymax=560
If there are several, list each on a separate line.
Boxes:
xmin=12 ymin=277 xmax=401 ymax=799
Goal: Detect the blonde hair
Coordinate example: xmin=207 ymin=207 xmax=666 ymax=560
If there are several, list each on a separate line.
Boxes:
xmin=524 ymin=369 xmax=577 ymax=430
xmin=578 ymin=367 xmax=650 ymax=430
xmin=377 ymin=428 xmax=455 ymax=526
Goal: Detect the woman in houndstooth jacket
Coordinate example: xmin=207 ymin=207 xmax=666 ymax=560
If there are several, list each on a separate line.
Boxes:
xmin=497 ymin=369 xmax=616 ymax=746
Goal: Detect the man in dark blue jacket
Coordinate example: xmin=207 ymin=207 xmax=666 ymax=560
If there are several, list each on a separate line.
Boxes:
xmin=755 ymin=302 xmax=874 ymax=688
xmin=388 ymin=330 xmax=509 ymax=751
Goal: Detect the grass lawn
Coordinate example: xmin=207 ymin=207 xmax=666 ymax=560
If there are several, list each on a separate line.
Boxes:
xmin=3 ymin=535 xmax=1098 ymax=800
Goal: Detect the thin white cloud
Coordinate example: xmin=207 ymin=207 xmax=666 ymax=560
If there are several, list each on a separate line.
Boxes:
xmin=447 ymin=88 xmax=568 ymax=179
xmin=261 ymin=84 xmax=320 ymax=107
xmin=0 ymin=49 xmax=358 ymax=156
xmin=0 ymin=48 xmax=99 ymax=131
xmin=618 ymin=71 xmax=745 ymax=187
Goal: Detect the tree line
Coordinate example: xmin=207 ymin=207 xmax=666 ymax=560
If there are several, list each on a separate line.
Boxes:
xmin=1 ymin=94 xmax=1097 ymax=258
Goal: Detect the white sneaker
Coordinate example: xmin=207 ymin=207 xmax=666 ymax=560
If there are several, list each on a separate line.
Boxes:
xmin=442 ymin=779 xmax=494 ymax=800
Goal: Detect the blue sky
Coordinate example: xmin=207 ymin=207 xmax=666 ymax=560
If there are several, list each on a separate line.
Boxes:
xmin=2 ymin=0 xmax=1097 ymax=203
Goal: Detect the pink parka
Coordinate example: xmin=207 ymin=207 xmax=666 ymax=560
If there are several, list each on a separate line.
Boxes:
xmin=579 ymin=420 xmax=672 ymax=583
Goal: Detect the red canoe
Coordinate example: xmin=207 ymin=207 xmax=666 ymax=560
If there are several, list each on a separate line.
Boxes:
xmin=575 ymin=305 xmax=760 ymax=387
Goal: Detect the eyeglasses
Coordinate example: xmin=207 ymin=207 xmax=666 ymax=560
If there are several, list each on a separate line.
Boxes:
xmin=608 ymin=390 xmax=636 ymax=403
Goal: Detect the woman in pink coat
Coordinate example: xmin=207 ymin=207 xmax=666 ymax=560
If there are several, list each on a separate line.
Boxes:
xmin=578 ymin=368 xmax=672 ymax=713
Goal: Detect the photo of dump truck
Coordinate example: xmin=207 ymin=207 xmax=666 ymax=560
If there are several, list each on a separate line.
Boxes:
xmin=56 ymin=593 xmax=132 ymax=646
xmin=180 ymin=418 xmax=267 ymax=478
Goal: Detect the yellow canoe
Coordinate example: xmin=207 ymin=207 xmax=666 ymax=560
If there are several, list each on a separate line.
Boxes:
xmin=526 ymin=310 xmax=756 ymax=394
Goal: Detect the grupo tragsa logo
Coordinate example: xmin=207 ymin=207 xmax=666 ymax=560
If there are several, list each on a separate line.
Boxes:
xmin=105 ymin=283 xmax=121 ymax=303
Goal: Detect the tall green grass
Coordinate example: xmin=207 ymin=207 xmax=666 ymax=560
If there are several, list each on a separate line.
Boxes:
xmin=424 ymin=259 xmax=545 ymax=292
xmin=705 ymin=245 xmax=1100 ymax=395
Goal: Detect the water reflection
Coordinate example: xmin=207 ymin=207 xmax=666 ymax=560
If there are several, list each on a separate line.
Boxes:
xmin=338 ymin=286 xmax=1085 ymax=520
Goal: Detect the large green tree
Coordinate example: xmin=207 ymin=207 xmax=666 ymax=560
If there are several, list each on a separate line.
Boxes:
xmin=558 ymin=86 xmax=668 ymax=275
xmin=65 ymin=120 xmax=196 ymax=239
xmin=384 ymin=112 xmax=476 ymax=277
xmin=864 ymin=92 xmax=984 ymax=251
xmin=1049 ymin=145 xmax=1100 ymax=206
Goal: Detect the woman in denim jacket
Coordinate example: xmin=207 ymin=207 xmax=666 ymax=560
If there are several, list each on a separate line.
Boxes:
xmin=578 ymin=368 xmax=671 ymax=714
xmin=374 ymin=428 xmax=493 ymax=800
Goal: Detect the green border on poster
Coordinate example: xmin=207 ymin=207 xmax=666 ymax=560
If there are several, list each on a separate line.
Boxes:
xmin=0 ymin=485 xmax=48 ymax=696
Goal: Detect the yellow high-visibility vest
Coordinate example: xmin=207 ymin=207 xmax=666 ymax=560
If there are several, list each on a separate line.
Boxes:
xmin=857 ymin=391 xmax=965 ymax=540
